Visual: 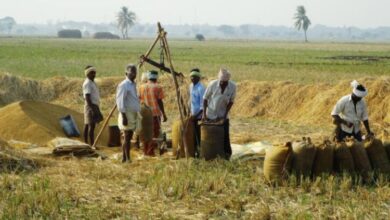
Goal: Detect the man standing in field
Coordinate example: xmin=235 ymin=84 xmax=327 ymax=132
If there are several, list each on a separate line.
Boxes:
xmin=82 ymin=65 xmax=103 ymax=146
xmin=189 ymin=68 xmax=205 ymax=157
xmin=139 ymin=70 xmax=168 ymax=156
xmin=116 ymin=64 xmax=141 ymax=162
xmin=203 ymin=68 xmax=236 ymax=159
xmin=331 ymin=80 xmax=373 ymax=141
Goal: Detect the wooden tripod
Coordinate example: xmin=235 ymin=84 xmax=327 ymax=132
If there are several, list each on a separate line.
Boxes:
xmin=92 ymin=22 xmax=190 ymax=158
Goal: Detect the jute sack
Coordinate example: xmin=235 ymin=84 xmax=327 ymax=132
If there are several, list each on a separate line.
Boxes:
xmin=138 ymin=104 xmax=153 ymax=142
xmin=172 ymin=118 xmax=195 ymax=158
xmin=312 ymin=140 xmax=334 ymax=177
xmin=364 ymin=138 xmax=390 ymax=173
xmin=346 ymin=139 xmax=372 ymax=177
xmin=383 ymin=141 xmax=390 ymax=161
xmin=291 ymin=137 xmax=316 ymax=177
xmin=263 ymin=142 xmax=292 ymax=183
xmin=334 ymin=142 xmax=355 ymax=173
xmin=200 ymin=122 xmax=224 ymax=160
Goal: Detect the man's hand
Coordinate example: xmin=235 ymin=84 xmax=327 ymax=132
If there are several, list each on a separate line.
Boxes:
xmin=342 ymin=120 xmax=353 ymax=128
xmin=162 ymin=113 xmax=168 ymax=122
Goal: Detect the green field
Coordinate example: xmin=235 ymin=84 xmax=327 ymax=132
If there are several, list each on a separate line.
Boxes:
xmin=1 ymin=38 xmax=390 ymax=83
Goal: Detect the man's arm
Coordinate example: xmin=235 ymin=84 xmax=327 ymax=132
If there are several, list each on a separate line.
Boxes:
xmin=332 ymin=115 xmax=352 ymax=127
xmin=363 ymin=120 xmax=373 ymax=136
xmin=85 ymin=94 xmax=93 ymax=106
xmin=157 ymin=99 xmax=167 ymax=122
xmin=224 ymin=102 xmax=234 ymax=119
xmin=202 ymin=99 xmax=208 ymax=121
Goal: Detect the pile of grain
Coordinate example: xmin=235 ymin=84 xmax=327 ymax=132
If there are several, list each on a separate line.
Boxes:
xmin=0 ymin=100 xmax=108 ymax=145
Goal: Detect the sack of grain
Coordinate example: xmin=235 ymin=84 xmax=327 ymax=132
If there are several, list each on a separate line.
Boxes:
xmin=172 ymin=118 xmax=196 ymax=158
xmin=291 ymin=137 xmax=316 ymax=177
xmin=364 ymin=138 xmax=390 ymax=173
xmin=312 ymin=140 xmax=334 ymax=177
xmin=263 ymin=142 xmax=292 ymax=183
xmin=346 ymin=139 xmax=371 ymax=177
xmin=334 ymin=141 xmax=355 ymax=173
xmin=138 ymin=104 xmax=153 ymax=142
xmin=200 ymin=122 xmax=224 ymax=160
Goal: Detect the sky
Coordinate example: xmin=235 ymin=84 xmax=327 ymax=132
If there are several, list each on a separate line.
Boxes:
xmin=1 ymin=0 xmax=389 ymax=28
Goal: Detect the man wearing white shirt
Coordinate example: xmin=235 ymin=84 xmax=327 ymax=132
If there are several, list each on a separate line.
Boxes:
xmin=331 ymin=80 xmax=373 ymax=142
xmin=116 ymin=64 xmax=141 ymax=162
xmin=203 ymin=68 xmax=236 ymax=159
xmin=82 ymin=65 xmax=103 ymax=146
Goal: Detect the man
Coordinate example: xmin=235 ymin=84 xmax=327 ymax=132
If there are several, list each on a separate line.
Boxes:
xmin=82 ymin=65 xmax=103 ymax=146
xmin=189 ymin=68 xmax=205 ymax=157
xmin=331 ymin=80 xmax=373 ymax=142
xmin=139 ymin=70 xmax=167 ymax=156
xmin=203 ymin=68 xmax=236 ymax=160
xmin=116 ymin=64 xmax=141 ymax=162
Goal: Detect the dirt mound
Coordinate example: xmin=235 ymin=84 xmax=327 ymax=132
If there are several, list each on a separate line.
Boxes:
xmin=0 ymin=100 xmax=108 ymax=145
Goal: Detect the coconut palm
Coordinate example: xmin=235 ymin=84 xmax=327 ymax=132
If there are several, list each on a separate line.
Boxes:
xmin=294 ymin=6 xmax=311 ymax=42
xmin=117 ymin=6 xmax=136 ymax=39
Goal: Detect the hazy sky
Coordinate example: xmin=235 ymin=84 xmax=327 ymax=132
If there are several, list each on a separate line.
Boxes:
xmin=2 ymin=0 xmax=389 ymax=28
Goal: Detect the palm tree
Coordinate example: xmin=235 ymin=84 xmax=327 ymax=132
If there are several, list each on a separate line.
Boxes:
xmin=117 ymin=6 xmax=136 ymax=39
xmin=294 ymin=6 xmax=311 ymax=42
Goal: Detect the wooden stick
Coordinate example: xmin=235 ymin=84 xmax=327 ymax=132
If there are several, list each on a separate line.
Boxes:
xmin=91 ymin=105 xmax=117 ymax=150
xmin=158 ymin=26 xmax=190 ymax=158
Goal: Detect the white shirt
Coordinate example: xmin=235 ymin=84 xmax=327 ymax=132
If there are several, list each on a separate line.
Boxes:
xmin=82 ymin=78 xmax=100 ymax=105
xmin=331 ymin=94 xmax=369 ymax=134
xmin=203 ymin=80 xmax=236 ymax=120
xmin=116 ymin=78 xmax=141 ymax=113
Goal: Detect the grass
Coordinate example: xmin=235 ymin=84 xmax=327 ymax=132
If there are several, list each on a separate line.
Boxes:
xmin=0 ymin=38 xmax=390 ymax=83
xmin=1 ymin=158 xmax=390 ymax=219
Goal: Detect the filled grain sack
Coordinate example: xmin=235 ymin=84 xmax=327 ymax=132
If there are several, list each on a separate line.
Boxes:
xmin=291 ymin=137 xmax=316 ymax=177
xmin=138 ymin=104 xmax=153 ymax=142
xmin=312 ymin=140 xmax=334 ymax=177
xmin=334 ymin=142 xmax=355 ymax=173
xmin=200 ymin=121 xmax=225 ymax=160
xmin=263 ymin=142 xmax=292 ymax=183
xmin=364 ymin=138 xmax=390 ymax=173
xmin=172 ymin=118 xmax=195 ymax=158
xmin=346 ymin=139 xmax=371 ymax=177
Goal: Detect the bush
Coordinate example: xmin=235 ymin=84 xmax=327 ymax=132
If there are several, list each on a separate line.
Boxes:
xmin=195 ymin=34 xmax=205 ymax=41
xmin=93 ymin=32 xmax=120 ymax=39
xmin=57 ymin=29 xmax=82 ymax=38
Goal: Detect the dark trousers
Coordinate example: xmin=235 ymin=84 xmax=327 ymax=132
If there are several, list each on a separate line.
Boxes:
xmin=193 ymin=119 xmax=201 ymax=158
xmin=224 ymin=119 xmax=232 ymax=160
xmin=336 ymin=127 xmax=363 ymax=142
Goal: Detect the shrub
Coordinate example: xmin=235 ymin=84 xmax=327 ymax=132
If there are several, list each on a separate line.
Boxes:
xmin=93 ymin=32 xmax=120 ymax=39
xmin=195 ymin=34 xmax=205 ymax=41
xmin=57 ymin=29 xmax=82 ymax=38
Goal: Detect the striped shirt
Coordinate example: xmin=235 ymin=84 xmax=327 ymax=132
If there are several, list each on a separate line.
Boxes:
xmin=139 ymin=81 xmax=165 ymax=116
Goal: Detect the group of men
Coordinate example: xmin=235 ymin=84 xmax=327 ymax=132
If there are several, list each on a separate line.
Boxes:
xmin=82 ymin=63 xmax=374 ymax=163
xmin=82 ymin=64 xmax=236 ymax=162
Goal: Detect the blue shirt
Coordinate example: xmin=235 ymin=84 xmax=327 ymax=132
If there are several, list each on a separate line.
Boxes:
xmin=189 ymin=82 xmax=206 ymax=117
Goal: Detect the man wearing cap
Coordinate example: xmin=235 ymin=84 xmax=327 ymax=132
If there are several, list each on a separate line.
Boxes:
xmin=189 ymin=68 xmax=205 ymax=157
xmin=82 ymin=65 xmax=103 ymax=146
xmin=116 ymin=64 xmax=141 ymax=162
xmin=139 ymin=70 xmax=167 ymax=156
xmin=203 ymin=68 xmax=236 ymax=159
xmin=331 ymin=80 xmax=373 ymax=142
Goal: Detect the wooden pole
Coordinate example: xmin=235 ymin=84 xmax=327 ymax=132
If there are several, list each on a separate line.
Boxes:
xmin=158 ymin=24 xmax=190 ymax=158
xmin=91 ymin=105 xmax=117 ymax=150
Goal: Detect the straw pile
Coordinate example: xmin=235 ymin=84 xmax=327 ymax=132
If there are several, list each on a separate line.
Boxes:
xmin=0 ymin=137 xmax=43 ymax=172
xmin=0 ymin=100 xmax=108 ymax=145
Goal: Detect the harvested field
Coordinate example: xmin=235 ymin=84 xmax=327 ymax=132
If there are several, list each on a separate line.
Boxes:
xmin=1 ymin=38 xmax=390 ymax=218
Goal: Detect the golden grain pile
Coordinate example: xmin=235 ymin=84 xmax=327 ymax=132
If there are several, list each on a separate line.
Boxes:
xmin=0 ymin=100 xmax=109 ymax=145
